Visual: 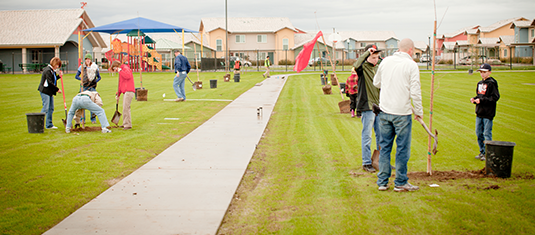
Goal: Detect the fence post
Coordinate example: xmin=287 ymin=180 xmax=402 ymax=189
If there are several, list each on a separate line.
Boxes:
xmin=12 ymin=52 xmax=14 ymax=74
xmin=285 ymin=49 xmax=288 ymax=72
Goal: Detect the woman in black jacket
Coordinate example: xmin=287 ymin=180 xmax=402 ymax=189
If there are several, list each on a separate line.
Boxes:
xmin=37 ymin=57 xmax=63 ymax=129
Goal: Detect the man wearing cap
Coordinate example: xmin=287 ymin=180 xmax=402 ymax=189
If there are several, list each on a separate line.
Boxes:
xmin=173 ymin=50 xmax=191 ymax=102
xmin=470 ymin=63 xmax=500 ymax=161
xmin=75 ymin=53 xmax=102 ymax=125
xmin=353 ymin=44 xmax=382 ymax=173
xmin=373 ymin=38 xmax=422 ymax=192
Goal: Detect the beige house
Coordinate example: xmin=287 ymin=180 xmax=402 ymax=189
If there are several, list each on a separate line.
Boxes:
xmin=199 ymin=17 xmax=299 ymax=65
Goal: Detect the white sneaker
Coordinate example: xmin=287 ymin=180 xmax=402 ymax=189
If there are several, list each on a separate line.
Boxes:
xmin=378 ymin=185 xmax=389 ymax=191
xmin=394 ymin=183 xmax=419 ymax=192
xmin=46 ymin=126 xmax=58 ymax=130
xmin=65 ymin=127 xmax=71 ymax=133
xmin=102 ymin=128 xmax=112 ymax=133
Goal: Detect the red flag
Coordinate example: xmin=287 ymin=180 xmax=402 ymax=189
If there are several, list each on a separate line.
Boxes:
xmin=293 ymin=31 xmax=323 ymax=73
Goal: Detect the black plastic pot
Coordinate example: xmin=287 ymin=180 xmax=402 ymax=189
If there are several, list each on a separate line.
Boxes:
xmin=210 ymin=79 xmax=217 ymax=88
xmin=234 ymin=73 xmax=240 ymax=82
xmin=26 ymin=112 xmax=45 ymax=133
xmin=485 ymin=141 xmax=516 ymax=178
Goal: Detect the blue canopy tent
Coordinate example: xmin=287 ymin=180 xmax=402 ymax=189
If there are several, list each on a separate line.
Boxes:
xmin=82 ymin=17 xmax=199 ymax=91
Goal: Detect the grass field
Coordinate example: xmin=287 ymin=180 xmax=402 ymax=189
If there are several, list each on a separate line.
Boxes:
xmin=0 ymin=70 xmax=267 ymax=234
xmin=217 ymin=71 xmax=535 ymax=234
xmin=1 ymin=70 xmax=534 ymax=234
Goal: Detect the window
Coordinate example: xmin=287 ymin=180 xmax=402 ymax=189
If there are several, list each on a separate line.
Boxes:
xmin=216 ymin=39 xmax=222 ymax=51
xmin=259 ymin=52 xmax=267 ymax=60
xmin=504 ymin=49 xmax=508 ymax=57
xmin=236 ymin=35 xmax=245 ymax=43
xmin=532 ymin=29 xmax=534 ymax=38
xmin=257 ymin=35 xmax=267 ymax=43
xmin=282 ymin=38 xmax=289 ymax=50
xmin=360 ymin=43 xmax=366 ymax=47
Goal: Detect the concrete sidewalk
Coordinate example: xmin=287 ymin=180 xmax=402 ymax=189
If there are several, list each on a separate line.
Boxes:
xmin=44 ymin=75 xmax=288 ymax=235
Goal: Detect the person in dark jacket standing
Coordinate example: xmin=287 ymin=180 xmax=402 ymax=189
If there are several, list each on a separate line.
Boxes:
xmin=37 ymin=57 xmax=62 ymax=129
xmin=353 ymin=44 xmax=382 ymax=173
xmin=173 ymin=50 xmax=191 ymax=102
xmin=470 ymin=63 xmax=500 ymax=161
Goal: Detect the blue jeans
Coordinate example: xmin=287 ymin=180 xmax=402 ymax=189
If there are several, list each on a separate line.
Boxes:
xmin=40 ymin=92 xmax=54 ymax=128
xmin=377 ymin=113 xmax=412 ymax=187
xmin=476 ymin=117 xmax=493 ymax=154
xmin=173 ymin=72 xmax=187 ymax=100
xmin=81 ymin=87 xmax=97 ymax=122
xmin=361 ymin=110 xmax=381 ymax=165
xmin=66 ymin=95 xmax=109 ymax=129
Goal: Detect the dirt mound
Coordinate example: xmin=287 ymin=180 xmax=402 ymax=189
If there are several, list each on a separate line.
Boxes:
xmin=408 ymin=169 xmax=488 ymax=181
xmin=71 ymin=126 xmax=121 ymax=132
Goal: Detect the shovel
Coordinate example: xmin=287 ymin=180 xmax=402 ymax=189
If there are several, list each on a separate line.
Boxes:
xmin=59 ymin=73 xmax=68 ymax=127
xmin=111 ymin=101 xmax=121 ymax=126
xmin=186 ymin=75 xmax=196 ymax=91
xmin=412 ymin=107 xmax=438 ymax=155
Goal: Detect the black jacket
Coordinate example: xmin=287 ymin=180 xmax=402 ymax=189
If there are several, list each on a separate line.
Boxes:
xmin=37 ymin=65 xmax=60 ymax=96
xmin=473 ymin=77 xmax=500 ymax=120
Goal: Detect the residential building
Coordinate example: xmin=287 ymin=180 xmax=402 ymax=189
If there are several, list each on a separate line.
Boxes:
xmin=0 ymin=9 xmax=106 ymax=73
xmin=510 ymin=19 xmax=535 ymax=58
xmin=199 ymin=17 xmax=299 ymax=65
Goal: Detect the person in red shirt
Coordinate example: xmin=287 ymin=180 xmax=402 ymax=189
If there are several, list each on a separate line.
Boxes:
xmin=110 ymin=61 xmax=135 ymax=130
xmin=345 ymin=67 xmax=359 ymax=118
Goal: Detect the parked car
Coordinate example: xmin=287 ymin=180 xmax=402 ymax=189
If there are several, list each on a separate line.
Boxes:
xmin=458 ymin=55 xmax=501 ymax=65
xmin=420 ymin=54 xmax=440 ymax=63
xmin=229 ymin=56 xmax=252 ymax=67
xmin=308 ymin=57 xmax=330 ymax=66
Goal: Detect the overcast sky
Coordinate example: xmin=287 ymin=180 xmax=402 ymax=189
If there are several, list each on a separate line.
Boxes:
xmin=2 ymin=0 xmax=534 ymax=45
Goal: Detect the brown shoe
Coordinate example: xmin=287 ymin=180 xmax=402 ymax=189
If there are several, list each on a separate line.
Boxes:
xmin=123 ymin=127 xmax=132 ymax=130
xmin=175 ymin=98 xmax=184 ymax=102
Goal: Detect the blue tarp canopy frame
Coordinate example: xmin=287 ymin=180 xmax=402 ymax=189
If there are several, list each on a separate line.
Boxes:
xmin=82 ymin=17 xmax=198 ymax=34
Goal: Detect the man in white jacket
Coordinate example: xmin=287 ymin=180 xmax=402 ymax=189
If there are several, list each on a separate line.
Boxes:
xmin=373 ymin=38 xmax=423 ymax=192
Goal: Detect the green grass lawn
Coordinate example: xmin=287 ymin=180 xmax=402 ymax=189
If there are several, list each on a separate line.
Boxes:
xmin=217 ymin=71 xmax=535 ymax=234
xmin=0 ymin=70 xmax=267 ymax=234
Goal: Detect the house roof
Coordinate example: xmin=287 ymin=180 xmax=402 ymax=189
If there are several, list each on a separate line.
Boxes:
xmin=200 ymin=17 xmax=297 ymax=33
xmin=456 ymin=40 xmax=470 ymax=46
xmin=478 ymin=37 xmax=500 ymax=47
xmin=154 ymin=38 xmax=191 ymax=51
xmin=441 ymin=42 xmax=456 ymax=50
xmin=510 ymin=20 xmax=533 ymax=29
xmin=441 ymin=25 xmax=479 ymax=38
xmin=499 ymin=35 xmax=515 ymax=46
xmin=414 ymin=41 xmax=428 ymax=51
xmin=339 ymin=31 xmax=398 ymax=43
xmin=292 ymin=32 xmax=332 ymax=50
xmin=478 ymin=17 xmax=528 ymax=33
xmin=0 ymin=9 xmax=106 ymax=48
xmin=465 ymin=28 xmax=479 ymax=35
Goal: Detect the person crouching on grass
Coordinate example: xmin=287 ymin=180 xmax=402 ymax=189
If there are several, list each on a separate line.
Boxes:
xmin=110 ymin=60 xmax=135 ymax=130
xmin=470 ymin=63 xmax=500 ymax=161
xmin=345 ymin=67 xmax=359 ymax=118
xmin=65 ymin=90 xmax=111 ymax=134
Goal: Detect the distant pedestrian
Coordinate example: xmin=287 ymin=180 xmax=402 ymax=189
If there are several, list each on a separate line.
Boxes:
xmin=373 ymin=38 xmax=423 ymax=192
xmin=65 ymin=90 xmax=111 ymax=134
xmin=353 ymin=44 xmax=382 ymax=173
xmin=345 ymin=67 xmax=359 ymax=118
xmin=110 ymin=60 xmax=135 ymax=130
xmin=263 ymin=55 xmax=271 ymax=78
xmin=173 ymin=50 xmax=191 ymax=102
xmin=234 ymin=57 xmax=241 ymax=74
xmin=470 ymin=63 xmax=500 ymax=161
xmin=37 ymin=57 xmax=63 ymax=129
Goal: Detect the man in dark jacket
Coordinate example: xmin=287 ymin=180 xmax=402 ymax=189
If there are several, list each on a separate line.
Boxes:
xmin=353 ymin=44 xmax=382 ymax=172
xmin=470 ymin=63 xmax=500 ymax=161
xmin=173 ymin=50 xmax=191 ymax=102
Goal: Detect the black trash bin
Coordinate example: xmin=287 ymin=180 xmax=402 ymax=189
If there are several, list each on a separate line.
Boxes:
xmin=340 ymin=82 xmax=346 ymax=92
xmin=320 ymin=74 xmax=326 ymax=85
xmin=26 ymin=112 xmax=45 ymax=133
xmin=485 ymin=141 xmax=516 ymax=178
xmin=234 ymin=73 xmax=240 ymax=82
xmin=210 ymin=79 xmax=217 ymax=88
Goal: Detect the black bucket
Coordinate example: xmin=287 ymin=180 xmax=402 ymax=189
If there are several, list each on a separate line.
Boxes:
xmin=234 ymin=73 xmax=240 ymax=82
xmin=320 ymin=74 xmax=326 ymax=85
xmin=210 ymin=79 xmax=217 ymax=88
xmin=340 ymin=82 xmax=346 ymax=91
xmin=485 ymin=141 xmax=516 ymax=178
xmin=26 ymin=112 xmax=45 ymax=133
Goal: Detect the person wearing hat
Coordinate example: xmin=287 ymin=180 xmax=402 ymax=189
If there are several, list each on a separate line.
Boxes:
xmin=352 ymin=44 xmax=383 ymax=173
xmin=74 ymin=53 xmax=102 ymax=125
xmin=173 ymin=50 xmax=191 ymax=102
xmin=470 ymin=63 xmax=500 ymax=161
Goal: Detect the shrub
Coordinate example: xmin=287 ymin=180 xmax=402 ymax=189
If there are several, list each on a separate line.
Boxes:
xmin=278 ymin=60 xmax=295 ymax=65
xmin=439 ymin=59 xmax=453 ymax=65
